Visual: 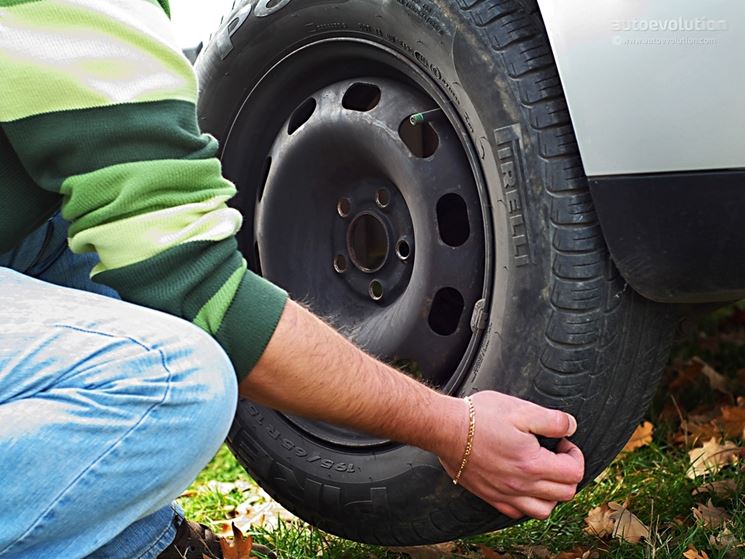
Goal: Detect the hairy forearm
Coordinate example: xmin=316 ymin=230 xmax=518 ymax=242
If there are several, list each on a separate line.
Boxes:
xmin=239 ymin=300 xmax=466 ymax=460
xmin=240 ymin=300 xmax=584 ymax=519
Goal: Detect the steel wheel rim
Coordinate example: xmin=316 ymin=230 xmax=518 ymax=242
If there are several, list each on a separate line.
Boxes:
xmin=223 ymin=38 xmax=493 ymax=449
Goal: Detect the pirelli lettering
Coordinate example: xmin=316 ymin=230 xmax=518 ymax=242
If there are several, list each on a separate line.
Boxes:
xmin=494 ymin=124 xmax=531 ymax=267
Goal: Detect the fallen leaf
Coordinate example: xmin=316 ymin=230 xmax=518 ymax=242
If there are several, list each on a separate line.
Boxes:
xmin=217 ymin=491 xmax=298 ymax=536
xmin=683 ymin=547 xmax=710 ymax=559
xmin=687 ymin=438 xmax=739 ymax=478
xmin=669 ymin=360 xmax=704 ymax=391
xmin=584 ymin=504 xmax=614 ymax=537
xmin=676 ymin=419 xmax=721 ymax=446
xmin=621 ymin=421 xmax=654 ymax=453
xmin=720 ymin=406 xmax=745 ymax=438
xmin=692 ymin=479 xmax=738 ymax=497
xmin=220 ymin=523 xmax=253 ymax=559
xmin=709 ymin=526 xmax=738 ymax=551
xmin=584 ymin=502 xmax=648 ymax=544
xmin=694 ymin=357 xmax=732 ymax=395
xmin=608 ymin=502 xmax=649 ymax=544
xmin=692 ymin=499 xmax=731 ymax=529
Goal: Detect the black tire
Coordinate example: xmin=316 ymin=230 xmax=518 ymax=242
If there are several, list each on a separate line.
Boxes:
xmin=195 ymin=0 xmax=677 ymax=545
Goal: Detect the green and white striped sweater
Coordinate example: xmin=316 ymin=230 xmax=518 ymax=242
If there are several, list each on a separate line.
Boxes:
xmin=0 ymin=0 xmax=288 ymax=381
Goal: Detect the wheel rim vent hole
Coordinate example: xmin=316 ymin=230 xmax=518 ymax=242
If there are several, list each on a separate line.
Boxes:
xmin=348 ymin=213 xmax=389 ymax=273
xmin=342 ymin=83 xmax=382 ymax=112
xmin=428 ymin=288 xmax=464 ymax=336
xmin=399 ymin=118 xmax=439 ymax=158
xmin=437 ymin=193 xmax=470 ymax=247
xmin=288 ymin=98 xmax=317 ymax=135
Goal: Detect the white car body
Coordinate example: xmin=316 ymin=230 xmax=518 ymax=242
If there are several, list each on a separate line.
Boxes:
xmin=538 ymin=0 xmax=745 ymax=176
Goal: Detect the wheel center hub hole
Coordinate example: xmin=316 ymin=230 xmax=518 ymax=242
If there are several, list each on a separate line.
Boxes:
xmin=347 ymin=213 xmax=389 ymax=273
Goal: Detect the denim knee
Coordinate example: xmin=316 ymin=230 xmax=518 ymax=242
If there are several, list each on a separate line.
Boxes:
xmin=161 ymin=324 xmax=238 ymax=462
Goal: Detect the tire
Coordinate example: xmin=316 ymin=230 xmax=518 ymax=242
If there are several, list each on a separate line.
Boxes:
xmin=195 ymin=0 xmax=677 ymax=545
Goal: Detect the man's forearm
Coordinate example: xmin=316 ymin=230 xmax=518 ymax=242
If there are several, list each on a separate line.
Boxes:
xmin=239 ymin=300 xmax=466 ymax=462
xmin=239 ymin=299 xmax=584 ymax=519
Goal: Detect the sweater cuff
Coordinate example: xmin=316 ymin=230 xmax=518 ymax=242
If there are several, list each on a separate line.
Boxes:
xmin=216 ymin=270 xmax=288 ymax=382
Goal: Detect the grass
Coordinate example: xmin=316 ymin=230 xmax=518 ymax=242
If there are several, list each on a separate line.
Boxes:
xmin=471 ymin=445 xmax=745 ymax=558
xmin=179 ymin=308 xmax=745 ymax=558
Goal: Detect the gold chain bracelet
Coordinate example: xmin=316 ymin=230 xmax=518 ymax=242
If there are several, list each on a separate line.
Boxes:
xmin=453 ymin=396 xmax=476 ymax=485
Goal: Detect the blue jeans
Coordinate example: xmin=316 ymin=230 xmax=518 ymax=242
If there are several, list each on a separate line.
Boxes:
xmin=0 ymin=214 xmax=238 ymax=558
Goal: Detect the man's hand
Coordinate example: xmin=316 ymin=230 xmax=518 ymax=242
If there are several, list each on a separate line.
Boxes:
xmin=241 ymin=301 xmax=584 ymax=520
xmin=437 ymin=392 xmax=584 ymax=520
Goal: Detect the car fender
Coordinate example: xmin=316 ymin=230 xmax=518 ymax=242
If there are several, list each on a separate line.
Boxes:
xmin=537 ymin=0 xmax=745 ymax=177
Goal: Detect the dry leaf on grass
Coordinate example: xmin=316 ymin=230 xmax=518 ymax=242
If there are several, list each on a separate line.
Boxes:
xmin=584 ymin=504 xmax=614 ymax=537
xmin=720 ymin=405 xmax=745 ymax=438
xmin=694 ymin=357 xmax=733 ymax=395
xmin=687 ymin=438 xmax=739 ymax=478
xmin=608 ymin=502 xmax=649 ymax=544
xmin=219 ymin=524 xmax=253 ymax=559
xmin=709 ymin=526 xmax=739 ymax=551
xmin=692 ymin=479 xmax=738 ymax=497
xmin=621 ymin=421 xmax=654 ymax=453
xmin=676 ymin=419 xmax=721 ymax=446
xmin=216 ymin=488 xmax=298 ymax=537
xmin=676 ymin=401 xmax=745 ymax=446
xmin=584 ymin=502 xmax=649 ymax=544
xmin=683 ymin=547 xmax=710 ymax=559
xmin=669 ymin=360 xmax=704 ymax=391
xmin=692 ymin=499 xmax=731 ymax=529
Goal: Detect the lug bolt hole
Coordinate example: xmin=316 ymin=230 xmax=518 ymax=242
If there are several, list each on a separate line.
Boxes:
xmin=337 ymin=198 xmax=352 ymax=218
xmin=395 ymin=239 xmax=411 ymax=261
xmin=376 ymin=188 xmax=391 ymax=210
xmin=369 ymin=280 xmax=384 ymax=301
xmin=333 ymin=254 xmax=348 ymax=274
